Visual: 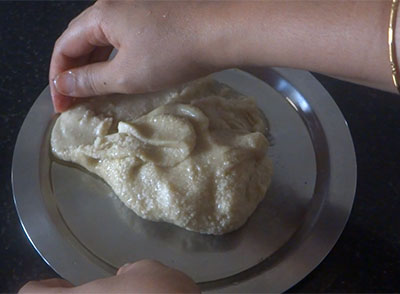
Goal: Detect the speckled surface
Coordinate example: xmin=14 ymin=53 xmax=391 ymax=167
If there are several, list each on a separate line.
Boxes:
xmin=1 ymin=1 xmax=399 ymax=293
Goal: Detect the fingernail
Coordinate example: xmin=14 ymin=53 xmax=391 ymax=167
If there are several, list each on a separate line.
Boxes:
xmin=54 ymin=71 xmax=76 ymax=95
xmin=117 ymin=263 xmax=133 ymax=275
xmin=121 ymin=263 xmax=132 ymax=268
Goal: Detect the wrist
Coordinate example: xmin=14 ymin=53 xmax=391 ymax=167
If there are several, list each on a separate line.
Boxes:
xmin=190 ymin=2 xmax=250 ymax=71
xmin=191 ymin=2 xmax=283 ymax=70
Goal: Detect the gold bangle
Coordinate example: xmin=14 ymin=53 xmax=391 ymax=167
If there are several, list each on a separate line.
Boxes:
xmin=389 ymin=0 xmax=400 ymax=92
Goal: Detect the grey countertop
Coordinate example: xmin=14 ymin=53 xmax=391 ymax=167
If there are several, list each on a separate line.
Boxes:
xmin=1 ymin=1 xmax=399 ymax=293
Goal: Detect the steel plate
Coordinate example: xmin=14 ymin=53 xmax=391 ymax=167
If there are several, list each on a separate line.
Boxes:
xmin=12 ymin=68 xmax=356 ymax=292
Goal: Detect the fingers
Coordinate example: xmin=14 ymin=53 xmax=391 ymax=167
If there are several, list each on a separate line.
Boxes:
xmin=116 ymin=260 xmax=164 ymax=276
xmin=89 ymin=46 xmax=114 ymax=64
xmin=52 ymin=92 xmax=74 ymax=113
xmin=50 ymin=52 xmax=92 ymax=112
xmin=19 ymin=278 xmax=73 ymax=294
xmin=116 ymin=263 xmax=135 ymax=276
xmin=115 ymin=260 xmax=201 ymax=293
xmin=19 ymin=261 xmax=200 ymax=294
xmin=51 ymin=48 xmax=114 ymax=112
xmin=50 ymin=7 xmax=111 ymax=78
xmin=53 ymin=58 xmax=120 ymax=98
xmin=49 ymin=5 xmax=115 ymax=112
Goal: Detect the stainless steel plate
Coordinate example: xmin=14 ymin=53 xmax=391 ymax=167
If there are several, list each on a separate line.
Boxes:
xmin=12 ymin=68 xmax=356 ymax=292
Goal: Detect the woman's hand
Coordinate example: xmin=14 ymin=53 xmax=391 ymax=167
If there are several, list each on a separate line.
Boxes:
xmin=50 ymin=0 xmax=397 ymax=113
xmin=19 ymin=259 xmax=200 ymax=293
xmin=50 ymin=0 xmax=232 ymax=112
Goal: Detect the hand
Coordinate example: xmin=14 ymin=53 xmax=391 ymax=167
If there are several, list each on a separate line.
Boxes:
xmin=50 ymin=0 xmax=233 ymax=112
xmin=50 ymin=0 xmax=397 ymax=113
xmin=19 ymin=259 xmax=200 ymax=293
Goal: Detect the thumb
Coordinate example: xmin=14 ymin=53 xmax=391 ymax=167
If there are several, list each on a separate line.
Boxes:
xmin=53 ymin=60 xmax=119 ymax=97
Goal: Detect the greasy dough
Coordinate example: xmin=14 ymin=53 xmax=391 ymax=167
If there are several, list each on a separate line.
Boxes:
xmin=51 ymin=79 xmax=272 ymax=235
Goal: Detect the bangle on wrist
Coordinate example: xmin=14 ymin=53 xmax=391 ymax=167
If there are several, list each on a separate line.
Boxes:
xmin=389 ymin=0 xmax=400 ymax=93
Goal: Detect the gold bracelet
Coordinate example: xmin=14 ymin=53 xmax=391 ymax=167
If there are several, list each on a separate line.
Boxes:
xmin=389 ymin=0 xmax=400 ymax=92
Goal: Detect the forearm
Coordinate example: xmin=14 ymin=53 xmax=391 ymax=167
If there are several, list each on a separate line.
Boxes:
xmin=202 ymin=1 xmax=395 ymax=92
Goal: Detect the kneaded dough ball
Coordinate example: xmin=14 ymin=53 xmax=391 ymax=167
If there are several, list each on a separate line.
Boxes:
xmin=51 ymin=79 xmax=272 ymax=235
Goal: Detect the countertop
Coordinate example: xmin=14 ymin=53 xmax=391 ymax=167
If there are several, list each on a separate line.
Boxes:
xmin=1 ymin=1 xmax=399 ymax=293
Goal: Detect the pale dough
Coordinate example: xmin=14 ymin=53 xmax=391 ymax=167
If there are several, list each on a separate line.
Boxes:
xmin=51 ymin=79 xmax=272 ymax=234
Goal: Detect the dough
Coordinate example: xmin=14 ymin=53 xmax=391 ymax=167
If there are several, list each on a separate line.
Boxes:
xmin=51 ymin=79 xmax=272 ymax=235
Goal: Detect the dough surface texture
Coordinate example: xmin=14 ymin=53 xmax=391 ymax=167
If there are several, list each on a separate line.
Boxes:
xmin=51 ymin=79 xmax=272 ymax=234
